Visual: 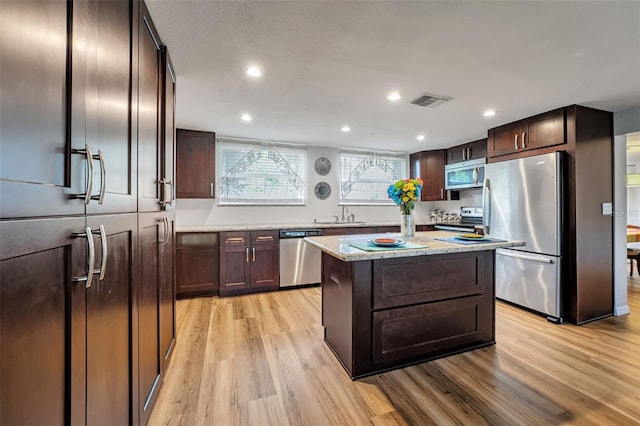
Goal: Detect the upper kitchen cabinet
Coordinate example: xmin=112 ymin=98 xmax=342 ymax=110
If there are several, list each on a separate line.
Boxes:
xmin=176 ymin=129 xmax=216 ymax=198
xmin=0 ymin=1 xmax=84 ymax=218
xmin=488 ymin=108 xmax=565 ymax=159
xmin=447 ymin=139 xmax=487 ymax=164
xmin=137 ymin=1 xmax=164 ymax=212
xmin=410 ymin=150 xmax=448 ymax=201
xmin=160 ymin=47 xmax=177 ymax=210
xmin=0 ymin=0 xmax=136 ymax=218
xmin=77 ymin=0 xmax=137 ymax=214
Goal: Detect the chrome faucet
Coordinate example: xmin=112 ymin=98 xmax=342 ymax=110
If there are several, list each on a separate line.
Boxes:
xmin=341 ymin=205 xmax=349 ymax=222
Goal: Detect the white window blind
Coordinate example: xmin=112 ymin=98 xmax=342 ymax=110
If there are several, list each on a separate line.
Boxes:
xmin=217 ymin=138 xmax=307 ymax=205
xmin=340 ymin=151 xmax=408 ymax=204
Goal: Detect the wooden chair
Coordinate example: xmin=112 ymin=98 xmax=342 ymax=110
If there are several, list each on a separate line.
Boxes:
xmin=629 ymin=248 xmax=640 ymax=277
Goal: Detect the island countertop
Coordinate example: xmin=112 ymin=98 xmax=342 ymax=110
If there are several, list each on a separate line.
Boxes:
xmin=304 ymin=230 xmax=525 ymax=261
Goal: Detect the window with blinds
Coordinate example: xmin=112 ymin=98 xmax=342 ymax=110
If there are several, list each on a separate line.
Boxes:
xmin=216 ymin=138 xmax=307 ymax=205
xmin=340 ymin=151 xmax=408 ymax=204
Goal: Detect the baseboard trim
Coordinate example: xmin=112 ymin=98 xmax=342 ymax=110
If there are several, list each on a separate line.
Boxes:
xmin=614 ymin=305 xmax=630 ymax=316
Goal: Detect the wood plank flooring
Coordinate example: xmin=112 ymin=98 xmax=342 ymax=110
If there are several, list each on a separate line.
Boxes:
xmin=149 ymin=275 xmax=640 ymax=426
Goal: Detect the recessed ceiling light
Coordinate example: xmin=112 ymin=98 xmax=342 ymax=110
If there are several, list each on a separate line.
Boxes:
xmin=241 ymin=114 xmax=252 ymax=122
xmin=483 ymin=110 xmax=496 ymax=117
xmin=341 ymin=126 xmax=351 ymax=132
xmin=416 ymin=134 xmax=425 ymax=141
xmin=246 ymin=66 xmax=262 ymax=77
xmin=387 ymin=92 xmax=401 ymax=101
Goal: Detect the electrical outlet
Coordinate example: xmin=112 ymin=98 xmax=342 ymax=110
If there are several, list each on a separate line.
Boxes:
xmin=601 ymin=202 xmax=613 ymax=216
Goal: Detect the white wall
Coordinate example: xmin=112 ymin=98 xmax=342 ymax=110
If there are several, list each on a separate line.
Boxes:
xmin=613 ymin=105 xmax=640 ymax=316
xmin=176 ymin=146 xmax=429 ymax=226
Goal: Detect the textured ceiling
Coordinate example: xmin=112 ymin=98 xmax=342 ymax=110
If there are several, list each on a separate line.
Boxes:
xmin=146 ymin=0 xmax=640 ymax=153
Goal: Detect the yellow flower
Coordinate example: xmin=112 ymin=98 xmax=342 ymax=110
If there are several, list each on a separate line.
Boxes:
xmin=408 ymin=191 xmax=415 ymax=200
xmin=402 ymin=196 xmax=409 ymax=202
xmin=403 ymin=183 xmax=415 ymax=192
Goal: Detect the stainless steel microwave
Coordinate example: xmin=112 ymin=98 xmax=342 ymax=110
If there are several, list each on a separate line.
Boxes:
xmin=444 ymin=158 xmax=486 ymax=190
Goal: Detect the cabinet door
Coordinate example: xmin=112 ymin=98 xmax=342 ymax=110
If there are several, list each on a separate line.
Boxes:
xmin=466 ymin=139 xmax=487 ymax=161
xmin=446 ymin=144 xmax=467 ymax=164
xmin=220 ymin=245 xmax=251 ymax=294
xmin=137 ymin=2 xmax=163 ymax=212
xmin=176 ymin=233 xmax=219 ymax=297
xmin=523 ymin=109 xmax=565 ymax=151
xmin=159 ymin=212 xmax=176 ymax=374
xmin=488 ymin=123 xmax=521 ymax=158
xmin=160 ymin=48 xmax=176 ymax=210
xmin=137 ymin=212 xmax=164 ymax=425
xmin=321 ymin=228 xmax=349 ymax=236
xmin=176 ymin=129 xmax=216 ymax=198
xmin=0 ymin=1 xmax=86 ymax=218
xmin=0 ymin=217 xmax=86 ymax=426
xmin=79 ymin=0 xmax=136 ymax=215
xmin=350 ymin=227 xmax=378 ymax=235
xmin=85 ymin=214 xmax=137 ymax=426
xmin=422 ymin=150 xmax=447 ymax=201
xmin=251 ymin=244 xmax=279 ymax=290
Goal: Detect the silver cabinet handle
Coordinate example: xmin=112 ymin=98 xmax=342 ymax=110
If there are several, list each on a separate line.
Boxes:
xmin=514 ymin=134 xmax=519 ymax=150
xmin=72 ymin=226 xmax=96 ymax=288
xmin=72 ymin=144 xmax=94 ymax=204
xmin=252 ymin=247 xmax=256 ymax=262
xmin=157 ymin=217 xmax=167 ymax=243
xmin=462 ymin=148 xmax=466 ymax=161
xmin=467 ymin=147 xmax=472 ymax=159
xmin=473 ymin=166 xmax=479 ymax=185
xmin=210 ymin=182 xmax=214 ymax=198
xmin=164 ymin=216 xmax=169 ymax=243
xmin=91 ymin=150 xmax=106 ymax=204
xmin=482 ymin=178 xmax=491 ymax=234
xmin=166 ymin=180 xmax=174 ymax=206
xmin=497 ymin=250 xmax=552 ymax=264
xmin=440 ymin=188 xmax=444 ymax=199
xmin=245 ymin=247 xmax=249 ymax=263
xmin=521 ymin=131 xmax=526 ymax=149
xmin=91 ymin=225 xmax=108 ymax=280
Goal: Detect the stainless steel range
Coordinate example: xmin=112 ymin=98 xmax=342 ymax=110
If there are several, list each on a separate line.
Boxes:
xmin=433 ymin=206 xmax=483 ymax=234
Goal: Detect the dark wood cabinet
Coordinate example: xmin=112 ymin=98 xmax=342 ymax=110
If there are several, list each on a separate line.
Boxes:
xmin=159 ymin=213 xmax=176 ymax=374
xmin=0 ymin=215 xmax=137 ymax=426
xmin=137 ymin=1 xmax=163 ymax=212
xmin=176 ymin=129 xmax=216 ymax=198
xmin=447 ymin=139 xmax=487 ymax=164
xmin=488 ymin=108 xmax=565 ymax=159
xmin=0 ymin=0 xmax=86 ymax=219
xmin=219 ymin=230 xmax=279 ymax=295
xmin=410 ymin=150 xmax=447 ymax=201
xmin=176 ymin=232 xmax=220 ymax=298
xmin=160 ymin=47 xmax=176 ymax=210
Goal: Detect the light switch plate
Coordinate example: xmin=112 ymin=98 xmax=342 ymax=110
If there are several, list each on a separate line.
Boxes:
xmin=601 ymin=202 xmax=613 ymax=216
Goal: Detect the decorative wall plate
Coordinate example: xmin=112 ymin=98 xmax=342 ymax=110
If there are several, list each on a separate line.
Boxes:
xmin=314 ymin=157 xmax=332 ymax=176
xmin=314 ymin=182 xmax=331 ymax=200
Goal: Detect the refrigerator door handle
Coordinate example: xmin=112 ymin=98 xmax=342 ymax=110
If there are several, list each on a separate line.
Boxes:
xmin=497 ymin=250 xmax=554 ymax=264
xmin=482 ymin=178 xmax=491 ymax=234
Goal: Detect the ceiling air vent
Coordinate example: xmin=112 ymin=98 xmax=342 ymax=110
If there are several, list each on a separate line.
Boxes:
xmin=409 ymin=92 xmax=453 ymax=108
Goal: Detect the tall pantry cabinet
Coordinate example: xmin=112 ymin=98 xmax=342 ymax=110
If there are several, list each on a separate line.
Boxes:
xmin=0 ymin=1 xmax=176 ymax=425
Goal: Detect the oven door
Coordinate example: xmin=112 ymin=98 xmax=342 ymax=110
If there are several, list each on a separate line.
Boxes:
xmin=445 ymin=159 xmax=486 ymax=190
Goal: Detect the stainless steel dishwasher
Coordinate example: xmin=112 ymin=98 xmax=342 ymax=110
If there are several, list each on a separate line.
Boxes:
xmin=279 ymin=229 xmax=322 ymax=288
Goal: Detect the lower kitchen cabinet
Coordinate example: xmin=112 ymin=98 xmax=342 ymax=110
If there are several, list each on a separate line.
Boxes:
xmin=138 ymin=211 xmax=175 ymax=425
xmin=176 ymin=232 xmax=219 ymax=298
xmin=219 ymin=230 xmax=279 ymax=295
xmin=0 ymin=215 xmax=138 ymax=426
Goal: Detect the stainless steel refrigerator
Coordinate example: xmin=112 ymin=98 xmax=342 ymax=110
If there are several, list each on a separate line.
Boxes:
xmin=483 ymin=152 xmax=563 ymax=322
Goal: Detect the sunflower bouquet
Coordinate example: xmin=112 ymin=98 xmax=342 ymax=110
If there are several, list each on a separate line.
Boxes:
xmin=387 ymin=178 xmax=423 ymax=215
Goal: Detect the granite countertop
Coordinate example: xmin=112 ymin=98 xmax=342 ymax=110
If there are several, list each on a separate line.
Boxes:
xmin=303 ymin=230 xmax=525 ymax=261
xmin=176 ymin=220 xmax=436 ymax=233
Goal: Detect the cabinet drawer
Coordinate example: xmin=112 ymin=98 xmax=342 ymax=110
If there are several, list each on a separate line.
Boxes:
xmin=349 ymin=227 xmax=377 ymax=235
xmin=251 ymin=230 xmax=279 ymax=245
xmin=321 ymin=228 xmax=348 ymax=236
xmin=372 ymin=294 xmax=492 ymax=365
xmin=220 ymin=231 xmax=249 ymax=247
xmin=177 ymin=232 xmax=218 ymax=249
xmin=376 ymin=226 xmax=400 ymax=233
xmin=372 ymin=251 xmax=492 ymax=310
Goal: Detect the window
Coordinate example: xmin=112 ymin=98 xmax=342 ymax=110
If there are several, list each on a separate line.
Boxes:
xmin=217 ymin=138 xmax=307 ymax=205
xmin=340 ymin=150 xmax=408 ymax=204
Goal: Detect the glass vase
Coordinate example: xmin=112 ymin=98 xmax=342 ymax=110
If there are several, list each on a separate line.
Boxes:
xmin=401 ymin=213 xmax=415 ymax=238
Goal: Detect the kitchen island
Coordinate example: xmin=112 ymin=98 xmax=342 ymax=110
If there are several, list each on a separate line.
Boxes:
xmin=304 ymin=231 xmax=525 ymax=379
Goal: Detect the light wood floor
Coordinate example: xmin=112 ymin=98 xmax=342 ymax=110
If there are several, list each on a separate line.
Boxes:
xmin=149 ymin=273 xmax=640 ymax=426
